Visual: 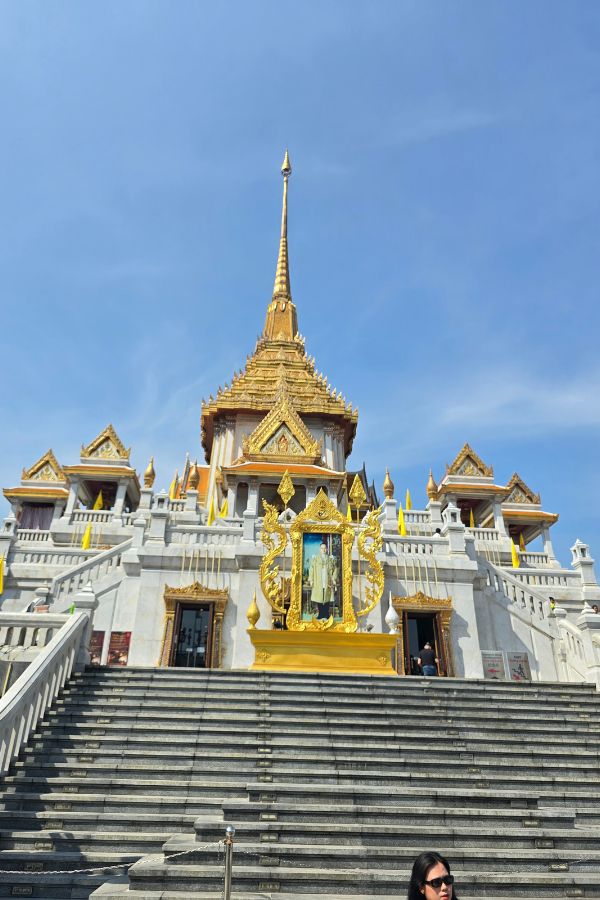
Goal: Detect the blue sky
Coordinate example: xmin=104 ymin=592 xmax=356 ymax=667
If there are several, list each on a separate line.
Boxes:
xmin=1 ymin=2 xmax=599 ymax=564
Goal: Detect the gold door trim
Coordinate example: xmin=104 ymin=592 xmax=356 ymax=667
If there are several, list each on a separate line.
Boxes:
xmin=158 ymin=582 xmax=228 ymax=668
xmin=391 ymin=592 xmax=454 ymax=677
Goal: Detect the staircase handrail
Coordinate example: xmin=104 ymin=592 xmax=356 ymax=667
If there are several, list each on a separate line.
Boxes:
xmin=50 ymin=537 xmax=132 ymax=602
xmin=0 ymin=611 xmax=87 ymax=776
xmin=481 ymin=556 xmax=555 ymax=623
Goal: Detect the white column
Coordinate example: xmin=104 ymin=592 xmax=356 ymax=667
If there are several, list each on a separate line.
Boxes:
xmin=111 ymin=480 xmax=128 ymax=523
xmin=64 ymin=478 xmax=80 ymax=519
xmin=542 ymin=525 xmax=556 ymax=561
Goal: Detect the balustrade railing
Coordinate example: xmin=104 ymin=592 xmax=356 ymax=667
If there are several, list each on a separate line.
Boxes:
xmin=15 ymin=529 xmax=51 ymax=543
xmin=168 ymin=525 xmax=243 ymax=547
xmin=169 ymin=500 xmax=186 ymax=513
xmin=0 ymin=614 xmax=67 ymax=652
xmin=50 ymin=538 xmax=132 ymax=601
xmin=10 ymin=547 xmax=91 ymax=567
xmin=483 ymin=559 xmax=553 ymax=622
xmin=511 ymin=569 xmax=577 ymax=588
xmin=0 ymin=611 xmax=87 ymax=775
xmin=519 ymin=551 xmax=550 ymax=567
xmin=71 ymin=510 xmax=113 ymax=524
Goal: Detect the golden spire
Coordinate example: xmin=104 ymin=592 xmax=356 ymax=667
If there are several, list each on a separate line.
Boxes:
xmin=188 ymin=460 xmax=200 ymax=490
xmin=426 ymin=469 xmax=438 ymax=500
xmin=143 ymin=456 xmax=155 ymax=488
xmin=263 ymin=150 xmax=298 ymax=341
xmin=383 ymin=468 xmax=394 ymax=500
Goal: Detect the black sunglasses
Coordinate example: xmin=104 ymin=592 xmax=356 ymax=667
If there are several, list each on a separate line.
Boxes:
xmin=424 ymin=874 xmax=455 ymax=889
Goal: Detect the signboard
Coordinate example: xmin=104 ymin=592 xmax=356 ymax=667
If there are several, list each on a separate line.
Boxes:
xmin=107 ymin=631 xmax=131 ymax=667
xmin=482 ymin=651 xmax=506 ymax=680
xmin=89 ymin=631 xmax=105 ymax=666
xmin=507 ymin=651 xmax=532 ymax=682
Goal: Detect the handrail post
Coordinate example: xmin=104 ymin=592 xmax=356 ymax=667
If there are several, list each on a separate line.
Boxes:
xmin=223 ymin=825 xmax=235 ymax=900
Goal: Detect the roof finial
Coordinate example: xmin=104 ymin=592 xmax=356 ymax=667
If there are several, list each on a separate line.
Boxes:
xmin=273 ymin=149 xmax=292 ymax=299
xmin=263 ymin=152 xmax=299 ymax=341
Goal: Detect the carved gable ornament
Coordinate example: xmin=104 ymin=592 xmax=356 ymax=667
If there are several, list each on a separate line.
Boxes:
xmin=81 ymin=424 xmax=130 ymax=461
xmin=242 ymin=389 xmax=322 ymax=464
xmin=447 ymin=443 xmax=493 ymax=478
xmin=22 ymin=449 xmax=65 ymax=483
xmin=504 ymin=473 xmax=540 ymax=506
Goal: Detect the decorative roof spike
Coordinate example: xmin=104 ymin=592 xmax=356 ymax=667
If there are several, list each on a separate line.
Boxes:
xmin=426 ymin=469 xmax=438 ymax=500
xmin=188 ymin=460 xmax=200 ymax=491
xmin=383 ymin=469 xmax=395 ymax=500
xmin=263 ymin=151 xmax=298 ymax=341
xmin=143 ymin=456 xmax=156 ymax=488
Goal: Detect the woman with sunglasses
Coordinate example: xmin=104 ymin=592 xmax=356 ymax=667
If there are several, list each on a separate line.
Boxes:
xmin=407 ymin=851 xmax=458 ymax=900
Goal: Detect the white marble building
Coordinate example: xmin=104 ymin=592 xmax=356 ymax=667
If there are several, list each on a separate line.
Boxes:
xmin=2 ymin=155 xmax=600 ymax=687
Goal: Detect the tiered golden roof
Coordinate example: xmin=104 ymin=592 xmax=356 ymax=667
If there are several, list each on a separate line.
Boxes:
xmin=201 ymin=152 xmax=358 ymax=462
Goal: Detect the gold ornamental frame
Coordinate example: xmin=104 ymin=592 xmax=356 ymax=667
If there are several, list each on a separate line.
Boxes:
xmin=391 ymin=592 xmax=454 ymax=677
xmin=158 ymin=582 xmax=228 ymax=668
xmin=287 ymin=489 xmax=356 ymax=632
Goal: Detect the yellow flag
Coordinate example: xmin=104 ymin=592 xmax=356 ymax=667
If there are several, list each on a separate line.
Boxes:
xmin=469 ymin=508 xmax=475 ymax=528
xmin=519 ymin=533 xmax=526 ymax=552
xmin=169 ymin=470 xmax=178 ymax=501
xmin=93 ymin=491 xmax=103 ymax=511
xmin=398 ymin=503 xmax=407 ymax=537
xmin=81 ymin=523 xmax=92 ymax=550
xmin=405 ymin=489 xmax=412 ymax=511
xmin=347 ymin=504 xmax=353 ymax=523
xmin=0 ymin=555 xmax=4 ymax=595
xmin=219 ymin=497 xmax=228 ymax=518
xmin=207 ymin=497 xmax=215 ymax=526
xmin=511 ymin=539 xmax=520 ymax=569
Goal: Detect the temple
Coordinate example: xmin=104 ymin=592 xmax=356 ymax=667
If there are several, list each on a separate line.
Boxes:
xmin=1 ymin=153 xmax=600 ymax=686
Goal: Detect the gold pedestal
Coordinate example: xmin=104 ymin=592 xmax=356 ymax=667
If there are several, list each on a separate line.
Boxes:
xmin=248 ymin=629 xmax=397 ymax=676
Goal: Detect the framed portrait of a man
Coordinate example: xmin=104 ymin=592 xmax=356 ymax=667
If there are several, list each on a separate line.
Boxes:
xmin=301 ymin=533 xmax=342 ymax=622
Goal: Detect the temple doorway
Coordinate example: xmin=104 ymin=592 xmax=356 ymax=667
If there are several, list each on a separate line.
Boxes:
xmin=159 ymin=584 xmax=229 ymax=669
xmin=391 ymin=593 xmax=454 ymax=677
xmin=171 ymin=604 xmax=212 ymax=668
xmin=404 ymin=612 xmax=442 ymax=676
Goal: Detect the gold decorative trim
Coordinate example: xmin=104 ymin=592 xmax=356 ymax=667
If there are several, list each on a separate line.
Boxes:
xmin=446 ymin=443 xmax=493 ymax=478
xmin=287 ymin=489 xmax=356 ymax=633
xmin=242 ymin=382 xmax=322 ymax=463
xmin=81 ymin=424 xmax=130 ymax=461
xmin=392 ymin=592 xmax=454 ymax=677
xmin=22 ymin=449 xmax=65 ymax=483
xmin=158 ymin=582 xmax=229 ymax=668
xmin=502 ymin=472 xmax=541 ymax=505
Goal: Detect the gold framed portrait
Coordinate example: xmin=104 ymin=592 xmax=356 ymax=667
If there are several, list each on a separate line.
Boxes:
xmin=286 ymin=489 xmax=357 ymax=632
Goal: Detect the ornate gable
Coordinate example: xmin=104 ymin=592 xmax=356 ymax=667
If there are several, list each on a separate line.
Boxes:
xmin=81 ymin=424 xmax=130 ymax=461
xmin=22 ymin=449 xmax=65 ymax=483
xmin=242 ymin=384 xmax=322 ymax=464
xmin=447 ymin=443 xmax=493 ymax=478
xmin=504 ymin=473 xmax=540 ymax=505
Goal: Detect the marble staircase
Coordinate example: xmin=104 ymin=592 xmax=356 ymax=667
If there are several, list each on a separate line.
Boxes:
xmin=1 ymin=670 xmax=600 ymax=898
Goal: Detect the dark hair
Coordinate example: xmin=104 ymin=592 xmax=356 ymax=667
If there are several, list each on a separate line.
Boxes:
xmin=407 ymin=851 xmax=459 ymax=899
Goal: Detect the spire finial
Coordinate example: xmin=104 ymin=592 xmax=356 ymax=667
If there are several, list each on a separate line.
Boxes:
xmin=273 ymin=150 xmax=292 ymax=298
xmin=263 ymin=151 xmax=298 ymax=341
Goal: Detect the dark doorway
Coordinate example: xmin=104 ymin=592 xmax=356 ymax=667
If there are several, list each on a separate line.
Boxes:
xmin=404 ymin=612 xmax=443 ymax=676
xmin=171 ymin=604 xmax=213 ymax=668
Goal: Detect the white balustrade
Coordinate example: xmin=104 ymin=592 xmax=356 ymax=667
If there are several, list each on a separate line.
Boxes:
xmin=71 ymin=510 xmax=113 ymax=524
xmin=469 ymin=527 xmax=502 ymax=543
xmin=50 ymin=538 xmax=132 ymax=601
xmin=519 ymin=551 xmax=550 ymax=567
xmin=0 ymin=611 xmax=87 ymax=775
xmin=169 ymin=500 xmax=186 ymax=513
xmin=11 ymin=548 xmax=91 ymax=567
xmin=15 ymin=529 xmax=51 ymax=543
xmin=0 ymin=614 xmax=67 ymax=652
xmin=511 ymin=569 xmax=577 ymax=588
xmin=168 ymin=526 xmax=243 ymax=547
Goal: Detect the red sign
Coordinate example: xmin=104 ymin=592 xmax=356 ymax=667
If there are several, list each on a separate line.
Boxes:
xmin=107 ymin=631 xmax=131 ymax=667
xmin=89 ymin=631 xmax=105 ymax=666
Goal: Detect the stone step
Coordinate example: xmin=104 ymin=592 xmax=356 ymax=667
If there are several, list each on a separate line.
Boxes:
xmin=119 ymin=859 xmax=600 ymax=898
xmin=28 ymin=728 xmax=600 ymax=762
xmin=0 ymin=830 xmax=172 ymax=854
xmin=56 ymin=688 xmax=600 ymax=717
xmin=161 ymin=839 xmax=600 ymax=870
xmin=0 ymin=791 xmax=215 ymax=816
xmin=0 ymin=810 xmax=198 ymax=833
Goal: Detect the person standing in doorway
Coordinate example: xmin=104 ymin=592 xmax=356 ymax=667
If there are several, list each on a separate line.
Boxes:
xmin=418 ymin=641 xmax=439 ymax=677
